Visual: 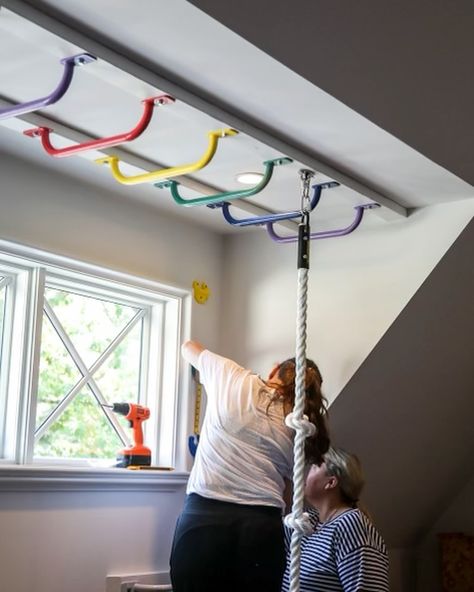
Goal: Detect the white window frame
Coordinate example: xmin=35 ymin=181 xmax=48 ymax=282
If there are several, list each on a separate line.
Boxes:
xmin=0 ymin=272 xmax=14 ymax=456
xmin=0 ymin=239 xmax=191 ymax=476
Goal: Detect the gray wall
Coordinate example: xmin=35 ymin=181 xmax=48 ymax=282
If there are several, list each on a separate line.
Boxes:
xmin=329 ymin=217 xmax=474 ymax=590
xmin=329 ymin=215 xmax=474 ymax=548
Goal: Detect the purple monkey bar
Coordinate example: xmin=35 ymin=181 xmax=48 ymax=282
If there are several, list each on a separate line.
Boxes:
xmin=0 ymin=53 xmax=96 ymax=120
xmin=266 ymin=203 xmax=380 ymax=243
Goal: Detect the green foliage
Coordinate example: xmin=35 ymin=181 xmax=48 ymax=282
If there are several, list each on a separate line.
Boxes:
xmin=36 ymin=317 xmax=81 ymax=427
xmin=35 ymin=388 xmax=123 ymax=459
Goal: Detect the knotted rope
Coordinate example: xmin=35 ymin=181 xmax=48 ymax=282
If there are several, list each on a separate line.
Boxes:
xmin=285 ymin=169 xmax=315 ymax=592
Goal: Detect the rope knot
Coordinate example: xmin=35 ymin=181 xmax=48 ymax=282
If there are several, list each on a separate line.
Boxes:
xmin=285 ymin=412 xmax=316 ymax=437
xmin=284 ymin=511 xmax=314 ymax=536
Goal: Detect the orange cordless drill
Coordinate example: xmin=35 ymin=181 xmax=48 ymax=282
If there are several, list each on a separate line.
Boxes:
xmin=104 ymin=403 xmax=152 ymax=468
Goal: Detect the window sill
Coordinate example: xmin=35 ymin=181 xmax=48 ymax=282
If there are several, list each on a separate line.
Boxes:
xmin=0 ymin=465 xmax=189 ymax=492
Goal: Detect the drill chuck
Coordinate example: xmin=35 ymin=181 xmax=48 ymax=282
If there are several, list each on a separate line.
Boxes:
xmin=110 ymin=403 xmax=130 ymax=416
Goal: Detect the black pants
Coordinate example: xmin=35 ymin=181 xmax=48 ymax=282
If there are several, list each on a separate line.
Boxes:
xmin=170 ymin=493 xmax=286 ymax=592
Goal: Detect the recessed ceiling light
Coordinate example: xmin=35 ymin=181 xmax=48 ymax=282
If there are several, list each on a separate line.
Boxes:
xmin=236 ymin=172 xmax=264 ymax=185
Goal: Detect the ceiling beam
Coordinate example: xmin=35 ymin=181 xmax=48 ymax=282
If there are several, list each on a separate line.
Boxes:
xmin=1 ymin=0 xmax=407 ymax=221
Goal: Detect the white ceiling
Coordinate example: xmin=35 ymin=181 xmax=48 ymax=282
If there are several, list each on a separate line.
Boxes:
xmin=0 ymin=0 xmax=472 ymax=234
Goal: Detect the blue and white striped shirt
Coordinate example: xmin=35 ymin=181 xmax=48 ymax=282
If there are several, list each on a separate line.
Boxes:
xmin=282 ymin=508 xmax=389 ymax=592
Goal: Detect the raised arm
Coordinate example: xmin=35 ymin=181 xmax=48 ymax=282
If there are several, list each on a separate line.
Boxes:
xmin=181 ymin=340 xmax=205 ymax=368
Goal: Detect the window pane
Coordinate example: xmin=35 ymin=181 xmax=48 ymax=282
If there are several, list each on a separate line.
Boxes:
xmin=44 ymin=288 xmax=139 ymax=368
xmin=35 ymin=387 xmax=124 ymax=461
xmin=36 ymin=314 xmax=82 ymax=428
xmin=94 ymin=319 xmax=142 ymax=404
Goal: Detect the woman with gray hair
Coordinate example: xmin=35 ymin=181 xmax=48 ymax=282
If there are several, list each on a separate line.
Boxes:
xmin=281 ymin=447 xmax=389 ymax=591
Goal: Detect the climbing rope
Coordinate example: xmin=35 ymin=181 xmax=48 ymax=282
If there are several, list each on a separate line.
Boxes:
xmin=284 ymin=169 xmax=316 ymax=592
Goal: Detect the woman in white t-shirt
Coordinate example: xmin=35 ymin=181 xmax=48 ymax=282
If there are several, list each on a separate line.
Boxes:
xmin=281 ymin=447 xmax=389 ymax=592
xmin=169 ymin=340 xmax=330 ymax=592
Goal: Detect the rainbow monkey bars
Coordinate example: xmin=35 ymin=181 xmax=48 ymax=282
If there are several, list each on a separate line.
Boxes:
xmin=95 ymin=128 xmax=238 ymax=185
xmin=155 ymin=157 xmax=293 ymax=207
xmin=0 ymin=53 xmax=96 ymax=120
xmin=23 ymin=94 xmax=174 ymax=157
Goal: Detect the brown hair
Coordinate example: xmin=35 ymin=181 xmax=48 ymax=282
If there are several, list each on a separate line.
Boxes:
xmin=267 ymin=358 xmax=330 ymax=465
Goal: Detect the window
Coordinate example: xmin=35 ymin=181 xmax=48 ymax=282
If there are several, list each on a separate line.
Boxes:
xmin=0 ymin=242 xmax=187 ymax=470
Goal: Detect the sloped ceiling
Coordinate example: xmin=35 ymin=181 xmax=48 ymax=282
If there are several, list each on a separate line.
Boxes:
xmin=190 ymin=0 xmax=474 ymax=186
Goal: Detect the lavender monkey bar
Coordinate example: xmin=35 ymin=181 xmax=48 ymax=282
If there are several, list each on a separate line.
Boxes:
xmin=0 ymin=53 xmax=96 ymax=120
xmin=266 ymin=203 xmax=380 ymax=243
